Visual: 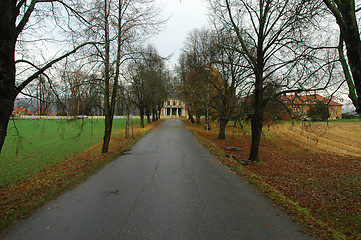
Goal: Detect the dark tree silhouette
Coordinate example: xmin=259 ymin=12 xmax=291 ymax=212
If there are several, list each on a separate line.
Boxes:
xmin=323 ymin=0 xmax=361 ymax=113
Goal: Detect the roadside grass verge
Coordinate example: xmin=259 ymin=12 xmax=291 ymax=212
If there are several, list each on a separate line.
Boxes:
xmin=0 ymin=120 xmax=156 ymax=230
xmin=0 ymin=119 xmax=140 ymax=186
xmin=185 ymin=120 xmax=360 ymax=240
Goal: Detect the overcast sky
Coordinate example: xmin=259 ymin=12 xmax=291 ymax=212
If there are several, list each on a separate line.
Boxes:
xmin=150 ymin=0 xmax=210 ymax=67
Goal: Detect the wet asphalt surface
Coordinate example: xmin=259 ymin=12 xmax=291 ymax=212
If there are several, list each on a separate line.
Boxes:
xmin=1 ymin=119 xmax=314 ymax=240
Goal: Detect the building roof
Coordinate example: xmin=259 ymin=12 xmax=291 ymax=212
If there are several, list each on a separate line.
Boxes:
xmin=281 ymin=94 xmax=343 ymax=106
xmin=13 ymin=107 xmax=32 ymax=115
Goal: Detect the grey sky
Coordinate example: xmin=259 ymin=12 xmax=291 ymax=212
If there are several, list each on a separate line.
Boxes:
xmin=151 ymin=0 xmax=209 ymax=67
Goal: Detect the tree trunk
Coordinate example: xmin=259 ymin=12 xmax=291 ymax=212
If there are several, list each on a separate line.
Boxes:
xmin=157 ymin=106 xmax=162 ymax=120
xmin=196 ymin=115 xmax=201 ymax=125
xmin=248 ymin=17 xmax=266 ymax=162
xmin=0 ymin=99 xmax=14 ymax=153
xmin=338 ymin=37 xmax=358 ymax=109
xmin=101 ymin=0 xmax=111 ymax=154
xmin=248 ymin=70 xmax=264 ymax=161
xmin=218 ymin=118 xmax=229 ymax=139
xmin=152 ymin=109 xmax=156 ymax=121
xmin=342 ymin=33 xmax=361 ymax=113
xmin=140 ymin=109 xmax=145 ymax=128
xmin=102 ymin=0 xmax=123 ymax=154
xmin=331 ymin=3 xmax=361 ymax=113
xmin=205 ymin=110 xmax=210 ymax=131
xmin=189 ymin=113 xmax=195 ymax=123
xmin=248 ymin=109 xmax=264 ymax=162
xmin=102 ymin=112 xmax=113 ymax=153
xmin=0 ymin=0 xmax=16 ymax=154
xmin=147 ymin=114 xmax=151 ymax=124
xmin=249 ymin=77 xmax=264 ymax=162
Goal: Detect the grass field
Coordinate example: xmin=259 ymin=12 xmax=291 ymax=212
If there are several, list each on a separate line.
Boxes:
xmin=269 ymin=121 xmax=361 ymax=157
xmin=0 ymin=119 xmax=140 ymax=186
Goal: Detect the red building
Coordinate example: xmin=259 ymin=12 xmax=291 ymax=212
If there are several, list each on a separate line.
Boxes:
xmin=281 ymin=94 xmax=343 ymax=120
xmin=13 ymin=107 xmax=32 ymax=116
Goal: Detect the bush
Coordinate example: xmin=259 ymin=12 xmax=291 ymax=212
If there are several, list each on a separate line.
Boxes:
xmin=308 ymin=101 xmax=330 ymax=121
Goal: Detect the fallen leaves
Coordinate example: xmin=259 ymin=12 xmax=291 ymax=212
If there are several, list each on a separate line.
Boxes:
xmin=186 ymin=120 xmax=361 ymax=240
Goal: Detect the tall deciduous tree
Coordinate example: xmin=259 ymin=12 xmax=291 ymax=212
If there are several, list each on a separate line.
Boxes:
xmin=127 ymin=46 xmax=169 ymax=128
xmin=88 ymin=0 xmax=164 ymax=153
xmin=323 ymin=0 xmax=361 ymax=113
xmin=0 ymin=0 xmax=94 ymax=154
xmin=143 ymin=47 xmax=169 ymax=121
xmin=60 ymin=67 xmax=100 ymax=116
xmin=128 ymin=60 xmax=147 ymax=128
xmin=179 ymin=29 xmax=215 ymax=127
xmin=180 ymin=65 xmax=208 ymax=125
xmin=177 ymin=53 xmax=198 ymax=123
xmin=179 ymin=28 xmax=245 ymax=138
xmin=210 ymin=30 xmax=246 ymax=139
xmin=209 ymin=0 xmax=334 ymax=162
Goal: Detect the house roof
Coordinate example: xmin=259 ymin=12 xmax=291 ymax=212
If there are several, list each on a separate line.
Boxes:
xmin=281 ymin=94 xmax=343 ymax=106
xmin=13 ymin=107 xmax=32 ymax=115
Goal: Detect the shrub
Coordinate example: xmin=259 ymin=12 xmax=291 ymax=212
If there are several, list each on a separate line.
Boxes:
xmin=308 ymin=101 xmax=330 ymax=121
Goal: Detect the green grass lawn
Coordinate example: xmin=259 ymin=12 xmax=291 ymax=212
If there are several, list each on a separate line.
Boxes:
xmin=0 ymin=119 xmax=140 ymax=186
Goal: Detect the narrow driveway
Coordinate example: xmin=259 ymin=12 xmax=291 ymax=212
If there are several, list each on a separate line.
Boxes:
xmin=2 ymin=119 xmax=314 ymax=240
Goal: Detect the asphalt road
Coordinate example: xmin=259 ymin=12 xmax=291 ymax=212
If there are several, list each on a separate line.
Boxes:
xmin=1 ymin=119 xmax=314 ymax=240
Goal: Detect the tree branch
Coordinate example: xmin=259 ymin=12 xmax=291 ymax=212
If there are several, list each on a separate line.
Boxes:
xmin=16 ymin=42 xmax=98 ymax=94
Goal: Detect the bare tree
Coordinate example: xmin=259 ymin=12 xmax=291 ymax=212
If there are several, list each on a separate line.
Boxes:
xmin=179 ymin=28 xmax=246 ymax=139
xmin=35 ymin=75 xmax=54 ymax=116
xmin=207 ymin=29 xmax=248 ymax=139
xmin=127 ymin=60 xmax=147 ymax=128
xmin=208 ymin=0 xmax=336 ymax=162
xmin=127 ymin=45 xmax=169 ymax=128
xmin=87 ymin=0 xmax=164 ymax=153
xmin=59 ymin=66 xmax=101 ymax=116
xmin=179 ymin=28 xmax=215 ymax=127
xmin=145 ymin=48 xmax=169 ymax=121
xmin=0 ymin=0 xmax=99 ymax=154
xmin=177 ymin=52 xmax=199 ymax=123
xmin=180 ymin=63 xmax=208 ymax=125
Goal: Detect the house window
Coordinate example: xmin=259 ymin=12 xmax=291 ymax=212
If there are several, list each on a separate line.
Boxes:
xmin=334 ymin=110 xmax=337 ymax=116
xmin=167 ymin=101 xmax=170 ymax=105
xmin=173 ymin=100 xmax=176 ymax=105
